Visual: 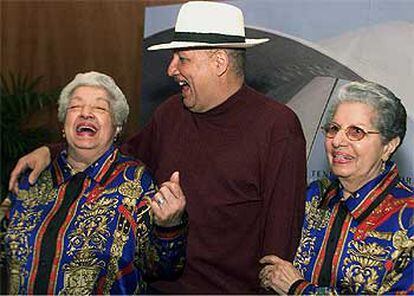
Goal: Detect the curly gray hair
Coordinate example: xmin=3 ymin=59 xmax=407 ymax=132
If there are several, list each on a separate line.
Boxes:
xmin=325 ymin=81 xmax=407 ymax=146
xmin=58 ymin=71 xmax=129 ymax=127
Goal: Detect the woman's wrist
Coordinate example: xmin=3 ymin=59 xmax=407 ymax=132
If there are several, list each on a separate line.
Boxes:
xmin=288 ymin=278 xmax=306 ymax=295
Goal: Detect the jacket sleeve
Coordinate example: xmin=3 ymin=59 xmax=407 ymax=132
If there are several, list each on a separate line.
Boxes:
xmin=0 ymin=198 xmax=11 ymax=292
xmin=134 ymin=168 xmax=187 ymax=283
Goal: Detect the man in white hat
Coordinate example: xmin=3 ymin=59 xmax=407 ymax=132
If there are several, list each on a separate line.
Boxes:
xmin=9 ymin=1 xmax=306 ymax=293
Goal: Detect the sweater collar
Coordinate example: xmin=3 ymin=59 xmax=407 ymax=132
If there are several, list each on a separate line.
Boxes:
xmin=194 ymin=84 xmax=250 ymax=117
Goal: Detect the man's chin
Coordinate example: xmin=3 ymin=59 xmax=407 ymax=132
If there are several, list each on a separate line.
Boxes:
xmin=181 ymin=97 xmax=194 ymax=109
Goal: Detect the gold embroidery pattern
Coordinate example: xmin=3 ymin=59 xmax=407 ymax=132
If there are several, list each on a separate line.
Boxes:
xmin=133 ymin=203 xmax=153 ymax=294
xmin=59 ymin=249 xmax=105 ymax=295
xmin=16 ymin=171 xmax=55 ymax=208
xmin=341 ymin=240 xmax=391 ymax=294
xmin=294 ymin=194 xmax=330 ymax=273
xmin=365 ymin=230 xmax=393 ymax=241
xmin=102 ymin=166 xmax=145 ymax=294
xmin=378 ymin=205 xmax=414 ymax=294
xmin=305 ymin=196 xmax=331 ymax=231
xmin=135 ymin=195 xmax=153 ymax=265
xmin=294 ymin=231 xmax=317 ymax=272
xmin=61 ymin=194 xmax=119 ymax=294
xmin=7 ymin=231 xmax=31 ymax=294
xmin=134 ymin=167 xmax=158 ymax=291
xmin=6 ymin=171 xmax=56 ymax=294
xmin=67 ymin=198 xmax=118 ymax=256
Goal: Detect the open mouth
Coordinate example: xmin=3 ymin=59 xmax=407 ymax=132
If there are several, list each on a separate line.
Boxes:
xmin=75 ymin=122 xmax=98 ymax=136
xmin=333 ymin=152 xmax=354 ymax=162
xmin=178 ymin=80 xmax=190 ymax=91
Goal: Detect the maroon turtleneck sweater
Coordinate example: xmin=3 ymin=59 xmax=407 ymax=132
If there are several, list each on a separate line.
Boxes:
xmin=121 ymin=85 xmax=306 ymax=293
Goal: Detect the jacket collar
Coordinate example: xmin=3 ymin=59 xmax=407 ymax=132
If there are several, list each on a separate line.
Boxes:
xmin=324 ymin=162 xmax=399 ymax=222
xmin=52 ymin=145 xmax=118 ymax=186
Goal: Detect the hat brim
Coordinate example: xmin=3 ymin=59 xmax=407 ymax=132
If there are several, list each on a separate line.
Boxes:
xmin=147 ymin=38 xmax=269 ymax=51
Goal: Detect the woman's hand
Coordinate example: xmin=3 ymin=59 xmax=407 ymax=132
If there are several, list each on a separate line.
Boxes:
xmin=151 ymin=171 xmax=186 ymax=227
xmin=259 ymin=255 xmax=304 ymax=294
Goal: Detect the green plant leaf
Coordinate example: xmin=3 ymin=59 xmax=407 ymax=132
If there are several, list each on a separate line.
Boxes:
xmin=0 ymin=73 xmax=59 ymax=199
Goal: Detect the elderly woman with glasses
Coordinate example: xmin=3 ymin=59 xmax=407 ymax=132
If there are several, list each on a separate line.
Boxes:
xmin=259 ymin=81 xmax=413 ymax=294
xmin=2 ymin=72 xmax=187 ymax=294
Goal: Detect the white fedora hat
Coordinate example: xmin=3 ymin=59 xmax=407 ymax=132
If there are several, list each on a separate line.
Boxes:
xmin=147 ymin=1 xmax=269 ymax=51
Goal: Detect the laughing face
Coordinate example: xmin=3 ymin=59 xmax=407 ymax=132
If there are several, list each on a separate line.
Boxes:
xmin=325 ymin=102 xmax=397 ymax=191
xmin=64 ymin=86 xmax=116 ymax=161
xmin=167 ymin=49 xmax=219 ymax=113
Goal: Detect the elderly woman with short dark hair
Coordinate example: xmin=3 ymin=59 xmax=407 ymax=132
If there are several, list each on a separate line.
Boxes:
xmin=259 ymin=81 xmax=413 ymax=294
xmin=3 ymin=71 xmax=187 ymax=294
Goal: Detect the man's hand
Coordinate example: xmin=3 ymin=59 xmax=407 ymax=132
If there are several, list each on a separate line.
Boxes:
xmin=8 ymin=146 xmax=51 ymax=194
xmin=151 ymin=171 xmax=186 ymax=227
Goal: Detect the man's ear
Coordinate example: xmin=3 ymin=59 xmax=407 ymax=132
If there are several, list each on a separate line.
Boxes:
xmin=382 ymin=136 xmax=400 ymax=161
xmin=214 ymin=49 xmax=229 ymax=76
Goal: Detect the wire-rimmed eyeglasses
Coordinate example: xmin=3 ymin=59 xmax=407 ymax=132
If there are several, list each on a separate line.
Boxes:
xmin=321 ymin=123 xmax=380 ymax=141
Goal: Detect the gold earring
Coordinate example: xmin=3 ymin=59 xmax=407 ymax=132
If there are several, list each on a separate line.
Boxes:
xmin=380 ymin=158 xmax=387 ymax=173
xmin=114 ymin=127 xmax=122 ymax=142
xmin=62 ymin=129 xmax=66 ymax=139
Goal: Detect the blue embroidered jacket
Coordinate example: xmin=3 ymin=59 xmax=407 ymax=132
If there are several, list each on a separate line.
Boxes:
xmin=3 ymin=146 xmax=186 ymax=294
xmin=292 ymin=162 xmax=414 ymax=295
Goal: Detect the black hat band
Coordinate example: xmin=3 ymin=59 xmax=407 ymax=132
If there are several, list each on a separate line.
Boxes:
xmin=173 ymin=32 xmax=245 ymax=44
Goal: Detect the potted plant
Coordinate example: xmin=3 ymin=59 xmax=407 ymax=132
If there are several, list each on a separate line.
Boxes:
xmin=0 ymin=73 xmax=58 ymax=201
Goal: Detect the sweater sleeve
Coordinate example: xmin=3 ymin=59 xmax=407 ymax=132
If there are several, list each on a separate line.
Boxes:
xmin=45 ymin=140 xmax=64 ymax=159
xmin=260 ymin=113 xmax=307 ymax=261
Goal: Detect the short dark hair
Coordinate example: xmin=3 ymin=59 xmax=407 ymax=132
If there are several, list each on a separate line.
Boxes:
xmin=225 ymin=48 xmax=246 ymax=78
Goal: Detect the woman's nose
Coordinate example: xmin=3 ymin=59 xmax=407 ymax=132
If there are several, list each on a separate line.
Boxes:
xmin=80 ymin=105 xmax=94 ymax=118
xmin=331 ymin=129 xmax=348 ymax=147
